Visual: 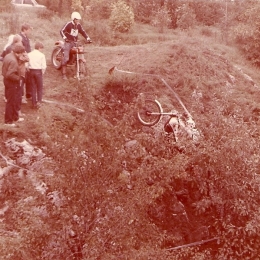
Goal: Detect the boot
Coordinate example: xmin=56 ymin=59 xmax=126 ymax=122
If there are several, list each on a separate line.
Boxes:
xmin=62 ymin=65 xmax=68 ymax=80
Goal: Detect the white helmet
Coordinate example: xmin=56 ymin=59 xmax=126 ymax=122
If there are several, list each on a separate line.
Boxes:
xmin=71 ymin=12 xmax=81 ymax=20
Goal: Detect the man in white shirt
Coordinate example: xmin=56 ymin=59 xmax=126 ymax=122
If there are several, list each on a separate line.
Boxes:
xmin=28 ymin=41 xmax=47 ymax=109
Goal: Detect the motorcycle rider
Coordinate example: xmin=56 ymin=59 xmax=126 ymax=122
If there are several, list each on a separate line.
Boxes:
xmin=60 ymin=11 xmax=91 ymax=80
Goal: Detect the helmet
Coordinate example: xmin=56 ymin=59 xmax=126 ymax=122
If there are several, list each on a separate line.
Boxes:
xmin=71 ymin=12 xmax=81 ymax=20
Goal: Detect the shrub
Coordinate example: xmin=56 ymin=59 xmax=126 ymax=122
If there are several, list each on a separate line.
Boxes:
xmin=86 ymin=20 xmax=115 ymax=46
xmin=87 ymin=0 xmax=114 ymax=20
xmin=0 ymin=0 xmax=13 ymax=13
xmin=131 ymin=0 xmax=161 ymax=24
xmin=189 ymin=0 xmax=225 ymax=26
xmin=151 ymin=6 xmax=171 ymax=33
xmin=72 ymin=0 xmax=83 ymax=11
xmin=109 ymin=0 xmax=135 ymax=33
xmin=165 ymin=0 xmax=180 ymax=29
xmin=231 ymin=2 xmax=260 ymax=66
xmin=176 ymin=3 xmax=197 ymax=30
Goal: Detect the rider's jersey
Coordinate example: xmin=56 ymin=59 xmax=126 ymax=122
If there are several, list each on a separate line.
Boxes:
xmin=60 ymin=21 xmax=89 ymax=42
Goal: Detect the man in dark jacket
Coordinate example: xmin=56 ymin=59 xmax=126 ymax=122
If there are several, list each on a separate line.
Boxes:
xmin=2 ymin=45 xmax=25 ymax=126
xmin=60 ymin=11 xmax=91 ymax=80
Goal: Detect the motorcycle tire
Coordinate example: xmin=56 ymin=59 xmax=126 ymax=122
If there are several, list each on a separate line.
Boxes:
xmin=137 ymin=99 xmax=163 ymax=126
xmin=51 ymin=46 xmax=63 ymax=70
xmin=79 ymin=60 xmax=86 ymax=76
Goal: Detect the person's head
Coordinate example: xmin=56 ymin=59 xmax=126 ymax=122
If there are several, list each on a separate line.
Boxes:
xmin=4 ymin=34 xmax=15 ymax=50
xmin=34 ymin=41 xmax=44 ymax=50
xmin=21 ymin=23 xmax=32 ymax=37
xmin=12 ymin=44 xmax=25 ymax=59
xmin=71 ymin=11 xmax=81 ymax=25
xmin=6 ymin=34 xmax=15 ymax=45
xmin=12 ymin=34 xmax=23 ymax=45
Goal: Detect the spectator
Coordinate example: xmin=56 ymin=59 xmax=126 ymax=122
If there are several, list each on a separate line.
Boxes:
xmin=19 ymin=23 xmax=32 ymax=53
xmin=19 ymin=23 xmax=32 ymax=100
xmin=28 ymin=41 xmax=47 ymax=109
xmin=4 ymin=34 xmax=28 ymax=116
xmin=0 ymin=34 xmax=15 ymax=61
xmin=5 ymin=34 xmax=23 ymax=56
xmin=2 ymin=45 xmax=26 ymax=126
xmin=1 ymin=34 xmax=16 ymax=102
xmin=3 ymin=34 xmax=23 ymax=103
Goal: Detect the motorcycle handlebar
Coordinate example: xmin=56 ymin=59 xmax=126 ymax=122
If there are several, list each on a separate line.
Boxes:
xmin=65 ymin=39 xmax=92 ymax=44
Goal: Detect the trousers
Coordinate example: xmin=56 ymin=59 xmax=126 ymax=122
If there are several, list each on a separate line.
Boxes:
xmin=30 ymin=69 xmax=43 ymax=106
xmin=4 ymin=78 xmax=19 ymax=124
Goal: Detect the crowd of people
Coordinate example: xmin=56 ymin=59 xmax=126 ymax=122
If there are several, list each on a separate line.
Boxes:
xmin=1 ymin=23 xmax=46 ymax=127
xmin=0 ymin=11 xmax=91 ymax=127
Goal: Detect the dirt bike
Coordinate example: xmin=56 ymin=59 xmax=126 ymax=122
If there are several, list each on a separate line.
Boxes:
xmin=51 ymin=39 xmax=92 ymax=80
xmin=137 ymin=98 xmax=200 ymax=142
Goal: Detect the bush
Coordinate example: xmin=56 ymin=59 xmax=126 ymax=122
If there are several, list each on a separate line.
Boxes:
xmin=189 ymin=0 xmax=225 ymax=26
xmin=165 ymin=0 xmax=180 ymax=29
xmin=71 ymin=0 xmax=83 ymax=11
xmin=87 ymin=0 xmax=114 ymax=20
xmin=176 ymin=3 xmax=197 ymax=30
xmin=0 ymin=1 xmax=13 ymax=13
xmin=131 ymin=0 xmax=162 ymax=24
xmin=231 ymin=2 xmax=260 ymax=66
xmin=109 ymin=0 xmax=134 ymax=33
xmin=86 ymin=20 xmax=115 ymax=46
xmin=151 ymin=6 xmax=171 ymax=33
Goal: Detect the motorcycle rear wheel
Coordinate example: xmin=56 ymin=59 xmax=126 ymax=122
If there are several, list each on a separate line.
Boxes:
xmin=51 ymin=46 xmax=63 ymax=70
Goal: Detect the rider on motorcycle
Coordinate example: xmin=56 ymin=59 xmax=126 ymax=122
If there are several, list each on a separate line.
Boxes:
xmin=60 ymin=11 xmax=91 ymax=80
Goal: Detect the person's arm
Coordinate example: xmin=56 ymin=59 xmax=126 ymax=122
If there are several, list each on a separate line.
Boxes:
xmin=78 ymin=24 xmax=90 ymax=40
xmin=20 ymin=52 xmax=29 ymax=63
xmin=5 ymin=59 xmax=20 ymax=82
xmin=60 ymin=22 xmax=72 ymax=41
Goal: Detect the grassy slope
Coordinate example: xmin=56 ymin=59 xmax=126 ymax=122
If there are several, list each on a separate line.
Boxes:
xmin=0 ymin=10 xmax=260 ymax=259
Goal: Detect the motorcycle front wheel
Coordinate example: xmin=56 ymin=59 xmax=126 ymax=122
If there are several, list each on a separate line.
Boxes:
xmin=79 ymin=60 xmax=86 ymax=76
xmin=51 ymin=46 xmax=63 ymax=70
xmin=137 ymin=99 xmax=163 ymax=126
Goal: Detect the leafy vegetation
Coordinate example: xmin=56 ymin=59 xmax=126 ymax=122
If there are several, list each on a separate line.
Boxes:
xmin=109 ymin=0 xmax=135 ymax=32
xmin=1 ymin=0 xmax=260 ymax=259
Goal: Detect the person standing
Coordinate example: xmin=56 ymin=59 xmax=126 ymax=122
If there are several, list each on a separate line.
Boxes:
xmin=60 ymin=11 xmax=91 ymax=80
xmin=2 ymin=45 xmax=26 ymax=126
xmin=4 ymin=34 xmax=28 ymax=116
xmin=0 ymin=34 xmax=14 ymax=61
xmin=5 ymin=34 xmax=23 ymax=57
xmin=19 ymin=23 xmax=32 ymax=100
xmin=28 ymin=41 xmax=47 ymax=109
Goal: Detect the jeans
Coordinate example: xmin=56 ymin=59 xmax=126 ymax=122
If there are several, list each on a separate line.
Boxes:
xmin=62 ymin=41 xmax=75 ymax=66
xmin=30 ymin=69 xmax=43 ymax=107
xmin=16 ymin=77 xmax=24 ymax=112
xmin=4 ymin=78 xmax=19 ymax=123
xmin=22 ymin=70 xmax=32 ymax=99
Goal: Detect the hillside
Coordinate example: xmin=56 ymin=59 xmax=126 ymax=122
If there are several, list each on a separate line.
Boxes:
xmin=1 ymin=19 xmax=260 ymax=259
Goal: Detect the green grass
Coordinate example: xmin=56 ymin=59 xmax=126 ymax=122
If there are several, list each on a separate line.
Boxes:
xmin=1 ymin=8 xmax=260 ymax=260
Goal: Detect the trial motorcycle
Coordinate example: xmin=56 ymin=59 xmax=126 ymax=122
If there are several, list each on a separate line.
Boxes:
xmin=51 ymin=39 xmax=91 ymax=80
